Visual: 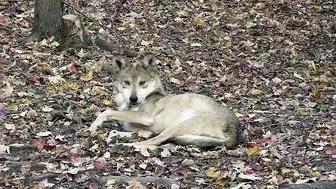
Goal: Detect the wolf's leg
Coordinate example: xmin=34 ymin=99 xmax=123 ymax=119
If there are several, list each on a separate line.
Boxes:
xmin=170 ymin=135 xmax=228 ymax=149
xmin=88 ymin=109 xmax=156 ymax=136
xmin=135 ymin=131 xmax=234 ymax=149
xmin=130 ymin=114 xmax=238 ymax=149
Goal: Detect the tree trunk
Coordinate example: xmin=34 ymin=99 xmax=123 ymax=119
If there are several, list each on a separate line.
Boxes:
xmin=26 ymin=0 xmax=65 ymax=44
xmin=23 ymin=0 xmax=138 ymax=55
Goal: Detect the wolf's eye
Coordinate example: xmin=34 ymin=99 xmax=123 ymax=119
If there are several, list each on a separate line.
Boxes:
xmin=124 ymin=80 xmax=130 ymax=85
xmin=139 ymin=81 xmax=146 ymax=86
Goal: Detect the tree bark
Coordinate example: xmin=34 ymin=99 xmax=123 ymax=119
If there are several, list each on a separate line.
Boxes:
xmin=25 ymin=0 xmax=65 ymax=43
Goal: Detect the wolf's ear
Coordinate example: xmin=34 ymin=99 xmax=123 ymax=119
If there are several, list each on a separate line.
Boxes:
xmin=142 ymin=54 xmax=157 ymax=69
xmin=113 ymin=56 xmax=126 ymax=71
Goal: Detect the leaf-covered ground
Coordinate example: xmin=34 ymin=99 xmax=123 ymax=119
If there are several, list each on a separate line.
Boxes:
xmin=1 ymin=0 xmax=336 ymax=188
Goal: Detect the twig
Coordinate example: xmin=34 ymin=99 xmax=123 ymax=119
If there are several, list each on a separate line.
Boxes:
xmin=0 ymin=161 xmax=47 ymax=171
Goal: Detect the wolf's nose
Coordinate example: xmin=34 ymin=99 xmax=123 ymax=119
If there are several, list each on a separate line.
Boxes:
xmin=129 ymin=96 xmax=138 ymax=104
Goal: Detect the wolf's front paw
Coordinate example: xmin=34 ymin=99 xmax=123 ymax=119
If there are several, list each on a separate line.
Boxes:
xmin=86 ymin=123 xmax=99 ymax=136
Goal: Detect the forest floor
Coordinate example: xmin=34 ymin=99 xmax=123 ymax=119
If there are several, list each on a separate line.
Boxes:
xmin=0 ymin=0 xmax=336 ymax=188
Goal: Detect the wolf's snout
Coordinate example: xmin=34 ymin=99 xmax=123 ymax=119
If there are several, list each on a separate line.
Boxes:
xmin=129 ymin=95 xmax=138 ymax=105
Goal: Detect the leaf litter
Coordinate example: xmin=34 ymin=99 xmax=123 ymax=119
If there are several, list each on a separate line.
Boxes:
xmin=0 ymin=0 xmax=336 ymax=188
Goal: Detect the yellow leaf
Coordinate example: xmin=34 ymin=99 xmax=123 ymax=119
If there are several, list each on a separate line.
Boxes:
xmin=331 ymin=137 xmax=336 ymax=147
xmin=224 ymin=36 xmax=232 ymax=46
xmin=312 ymin=76 xmax=328 ymax=82
xmin=246 ymin=21 xmax=254 ymax=28
xmin=68 ymin=83 xmax=80 ymax=91
xmin=312 ymin=5 xmax=321 ymax=11
xmin=247 ymin=146 xmax=259 ymax=156
xmin=8 ymin=104 xmax=18 ymax=111
xmin=251 ymin=89 xmax=262 ymax=95
xmin=96 ymin=87 xmax=108 ymax=95
xmin=224 ymin=36 xmax=231 ymax=41
xmin=205 ymin=167 xmax=221 ymax=178
xmin=139 ymin=47 xmax=145 ymax=52
xmin=214 ymin=177 xmax=230 ymax=186
xmin=290 ymin=47 xmax=296 ymax=54
xmin=249 ymin=9 xmax=257 ymax=15
xmin=36 ymin=63 xmax=50 ymax=71
xmin=103 ymin=100 xmax=112 ymax=105
xmin=20 ymin=98 xmax=29 ymax=103
xmin=310 ymin=61 xmax=317 ymax=71
xmin=177 ymin=10 xmax=188 ymax=17
xmin=94 ymin=64 xmax=103 ymax=72
xmin=80 ymin=70 xmax=93 ymax=81
xmin=106 ymin=179 xmax=116 ymax=185
xmin=312 ymin=171 xmax=322 ymax=177
xmin=310 ymin=89 xmax=320 ymax=97
xmin=197 ymin=17 xmax=204 ymax=26
xmin=98 ymin=133 xmax=108 ymax=141
xmin=282 ymin=87 xmax=292 ymax=96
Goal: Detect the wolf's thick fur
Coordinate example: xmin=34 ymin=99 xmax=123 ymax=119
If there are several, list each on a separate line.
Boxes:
xmin=88 ymin=54 xmax=242 ymax=149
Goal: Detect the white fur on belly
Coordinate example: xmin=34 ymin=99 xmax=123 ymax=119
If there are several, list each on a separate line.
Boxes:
xmin=175 ymin=109 xmax=198 ymax=124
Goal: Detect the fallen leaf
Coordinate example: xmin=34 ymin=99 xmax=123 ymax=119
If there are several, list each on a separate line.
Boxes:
xmin=247 ymin=146 xmax=260 ymax=156
xmin=246 ymin=21 xmax=254 ymax=28
xmin=0 ymin=145 xmax=10 ymax=155
xmin=27 ymin=109 xmax=37 ymax=119
xmin=181 ymin=159 xmax=195 ymax=166
xmin=205 ymin=167 xmax=221 ymax=178
xmin=161 ymin=148 xmax=171 ymax=157
xmin=7 ymin=104 xmax=18 ymax=111
xmin=33 ymin=139 xmax=46 ymax=151
xmin=312 ymin=171 xmax=322 ymax=177
xmin=106 ymin=179 xmax=116 ymax=185
xmin=250 ymin=89 xmax=262 ymax=95
xmin=0 ymin=15 xmax=8 ymax=25
xmin=197 ymin=17 xmax=205 ymax=26
xmin=94 ymin=160 xmax=104 ymax=170
xmin=80 ymin=70 xmax=94 ymax=81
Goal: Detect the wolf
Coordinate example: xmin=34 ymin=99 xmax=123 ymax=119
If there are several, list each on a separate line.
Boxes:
xmin=88 ymin=54 xmax=242 ymax=150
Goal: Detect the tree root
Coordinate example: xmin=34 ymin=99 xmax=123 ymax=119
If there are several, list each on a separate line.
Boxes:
xmin=0 ymin=161 xmax=180 ymax=187
xmin=21 ymin=31 xmax=43 ymax=43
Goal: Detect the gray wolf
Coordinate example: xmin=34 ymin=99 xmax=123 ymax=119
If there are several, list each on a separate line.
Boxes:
xmin=88 ymin=54 xmax=242 ymax=150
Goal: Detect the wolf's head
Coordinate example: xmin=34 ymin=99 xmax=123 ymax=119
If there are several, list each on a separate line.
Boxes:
xmin=113 ymin=54 xmax=166 ymax=108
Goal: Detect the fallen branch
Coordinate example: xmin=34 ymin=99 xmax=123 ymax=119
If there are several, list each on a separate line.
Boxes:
xmin=27 ymin=173 xmax=60 ymax=182
xmin=92 ymin=36 xmax=138 ymax=57
xmin=279 ymin=181 xmax=336 ymax=189
xmin=0 ymin=161 xmax=47 ymax=176
xmin=99 ymin=175 xmax=181 ymax=187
